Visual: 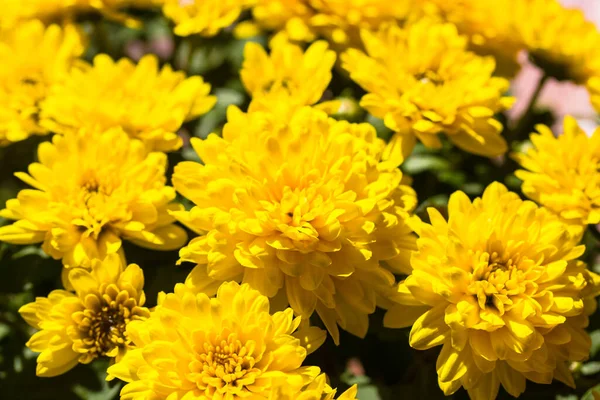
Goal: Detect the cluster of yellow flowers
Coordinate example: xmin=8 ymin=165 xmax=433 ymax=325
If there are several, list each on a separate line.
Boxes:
xmin=2 ymin=0 xmax=600 ymax=399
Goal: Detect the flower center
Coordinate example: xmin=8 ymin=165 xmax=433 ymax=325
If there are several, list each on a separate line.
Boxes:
xmin=79 ymin=169 xmax=114 ymax=197
xmin=71 ymin=285 xmax=145 ymax=362
xmin=191 ymin=332 xmax=262 ymax=395
xmin=84 ymin=302 xmax=130 ymax=357
xmin=415 ymin=70 xmax=444 ymax=85
xmin=467 ymin=251 xmax=532 ymax=315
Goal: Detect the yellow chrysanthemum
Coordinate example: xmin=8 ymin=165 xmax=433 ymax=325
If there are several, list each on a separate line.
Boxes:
xmin=0 ymin=20 xmax=83 ymax=146
xmin=249 ymin=0 xmax=413 ymax=48
xmin=1 ymin=0 xmax=162 ymax=29
xmin=19 ymin=254 xmax=149 ymax=377
xmin=249 ymin=0 xmax=316 ymax=42
xmin=421 ymin=0 xmax=522 ymax=77
xmin=384 ymin=182 xmax=600 ymax=399
xmin=41 ymin=54 xmax=216 ymax=152
xmin=107 ymin=281 xmax=326 ymax=399
xmin=241 ymin=40 xmax=335 ymax=113
xmin=271 ymin=373 xmax=358 ymax=400
xmin=342 ymin=19 xmax=513 ymax=166
xmin=515 ymin=116 xmax=600 ymax=226
xmin=162 ymin=0 xmax=255 ymax=37
xmin=172 ymin=105 xmax=418 ymax=344
xmin=514 ymin=0 xmax=600 ymax=83
xmin=0 ymin=128 xmax=187 ymax=269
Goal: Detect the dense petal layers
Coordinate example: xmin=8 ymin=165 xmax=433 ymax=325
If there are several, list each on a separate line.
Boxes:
xmin=248 ymin=0 xmax=414 ymax=48
xmin=0 ymin=128 xmax=187 ymax=269
xmin=515 ymin=116 xmax=600 ymax=227
xmin=1 ymin=0 xmax=162 ymax=28
xmin=385 ymin=182 xmax=600 ymax=399
xmin=173 ymin=104 xmax=417 ymax=344
xmin=0 ymin=20 xmax=83 ymax=146
xmin=41 ymin=54 xmax=216 ymax=152
xmin=241 ymin=40 xmax=336 ymax=111
xmin=341 ymin=18 xmax=513 ymax=165
xmin=162 ymin=0 xmax=256 ymax=37
xmin=19 ymin=254 xmax=149 ymax=377
xmin=422 ymin=0 xmax=522 ymax=77
xmin=108 ymin=281 xmax=330 ymax=399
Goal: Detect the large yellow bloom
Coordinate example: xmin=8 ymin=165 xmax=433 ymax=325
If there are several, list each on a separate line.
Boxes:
xmin=514 ymin=0 xmax=600 ymax=83
xmin=0 ymin=20 xmax=83 ymax=146
xmin=0 ymin=128 xmax=187 ymax=269
xmin=162 ymin=0 xmax=255 ymax=37
xmin=341 ymin=19 xmax=513 ymax=166
xmin=41 ymin=54 xmax=216 ymax=152
xmin=515 ymin=116 xmax=600 ymax=226
xmin=107 ymin=281 xmax=326 ymax=399
xmin=384 ymin=182 xmax=600 ymax=399
xmin=172 ymin=105 xmax=418 ymax=344
xmin=241 ymin=40 xmax=336 ymax=113
xmin=19 ymin=254 xmax=149 ymax=377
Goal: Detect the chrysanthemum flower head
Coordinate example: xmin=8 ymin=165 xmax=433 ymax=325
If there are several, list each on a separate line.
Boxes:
xmin=271 ymin=373 xmax=358 ymax=400
xmin=307 ymin=0 xmax=414 ymax=47
xmin=249 ymin=0 xmax=317 ymax=43
xmin=515 ymin=116 xmax=600 ymax=226
xmin=515 ymin=0 xmax=600 ymax=83
xmin=41 ymin=54 xmax=216 ymax=152
xmin=248 ymin=0 xmax=413 ymax=48
xmin=0 ymin=20 xmax=83 ymax=146
xmin=423 ymin=0 xmax=522 ymax=77
xmin=19 ymin=253 xmax=149 ymax=377
xmin=241 ymin=40 xmax=336 ymax=113
xmin=162 ymin=0 xmax=255 ymax=37
xmin=384 ymin=182 xmax=600 ymax=399
xmin=0 ymin=128 xmax=187 ymax=269
xmin=342 ymin=19 xmax=513 ymax=166
xmin=107 ymin=281 xmax=326 ymax=399
xmin=1 ymin=0 xmax=162 ymax=29
xmin=172 ymin=105 xmax=418 ymax=344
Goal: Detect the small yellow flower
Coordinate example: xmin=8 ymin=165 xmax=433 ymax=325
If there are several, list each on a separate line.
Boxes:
xmin=0 ymin=128 xmax=187 ymax=269
xmin=41 ymin=54 xmax=216 ymax=152
xmin=107 ymin=281 xmax=325 ymax=399
xmin=1 ymin=0 xmax=162 ymax=29
xmin=342 ymin=19 xmax=513 ymax=166
xmin=0 ymin=20 xmax=83 ymax=146
xmin=241 ymin=40 xmax=336 ymax=113
xmin=272 ymin=373 xmax=358 ymax=400
xmin=172 ymin=105 xmax=418 ymax=344
xmin=162 ymin=0 xmax=255 ymax=37
xmin=384 ymin=182 xmax=600 ymax=399
xmin=308 ymin=0 xmax=414 ymax=46
xmin=514 ymin=0 xmax=600 ymax=83
xmin=249 ymin=0 xmax=413 ymax=48
xmin=423 ymin=0 xmax=522 ymax=77
xmin=19 ymin=254 xmax=149 ymax=377
xmin=249 ymin=0 xmax=316 ymax=42
xmin=515 ymin=116 xmax=600 ymax=226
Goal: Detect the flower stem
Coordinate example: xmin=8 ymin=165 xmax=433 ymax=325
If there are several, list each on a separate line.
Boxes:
xmin=511 ymin=72 xmax=550 ymax=141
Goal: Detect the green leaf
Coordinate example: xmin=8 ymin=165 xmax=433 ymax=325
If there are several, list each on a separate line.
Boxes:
xmin=590 ymin=330 xmax=600 ymax=358
xmin=403 ymin=155 xmax=451 ymax=175
xmin=357 ymin=384 xmax=382 ymax=400
xmin=581 ymin=384 xmax=600 ymax=400
xmin=581 ymin=361 xmax=600 ymax=376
